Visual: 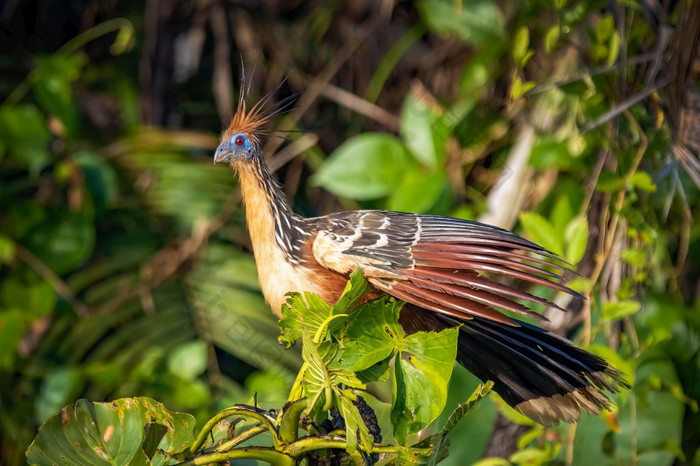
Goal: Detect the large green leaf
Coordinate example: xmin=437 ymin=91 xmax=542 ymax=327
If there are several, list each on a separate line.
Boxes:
xmin=518 ymin=211 xmax=564 ymax=256
xmin=387 ymin=168 xmax=446 ymax=214
xmin=392 ymin=327 xmax=459 ymax=445
xmin=26 ymin=397 xmax=196 ymax=466
xmin=311 ymin=133 xmax=409 ymax=200
xmin=342 ymin=296 xmax=403 ymax=371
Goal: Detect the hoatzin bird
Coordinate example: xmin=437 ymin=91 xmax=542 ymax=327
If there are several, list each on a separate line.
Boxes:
xmin=213 ymin=84 xmax=626 ymax=427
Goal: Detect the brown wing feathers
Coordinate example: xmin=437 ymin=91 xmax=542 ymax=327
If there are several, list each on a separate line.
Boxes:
xmin=394 ymin=214 xmax=577 ymax=324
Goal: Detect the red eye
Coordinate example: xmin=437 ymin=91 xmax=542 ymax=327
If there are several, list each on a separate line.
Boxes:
xmin=235 ymin=136 xmax=245 ymax=146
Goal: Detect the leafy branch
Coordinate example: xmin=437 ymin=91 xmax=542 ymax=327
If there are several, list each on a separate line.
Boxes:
xmin=26 ymin=271 xmax=492 ymax=465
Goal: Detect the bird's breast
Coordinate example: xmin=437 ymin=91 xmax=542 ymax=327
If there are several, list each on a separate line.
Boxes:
xmin=255 ymin=241 xmax=326 ymax=317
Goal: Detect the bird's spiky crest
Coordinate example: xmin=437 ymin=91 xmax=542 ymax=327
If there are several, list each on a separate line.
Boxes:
xmin=223 ymin=63 xmax=295 ymax=147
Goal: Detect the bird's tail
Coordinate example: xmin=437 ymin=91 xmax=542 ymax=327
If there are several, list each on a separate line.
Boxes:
xmin=454 ymin=316 xmax=627 ymax=426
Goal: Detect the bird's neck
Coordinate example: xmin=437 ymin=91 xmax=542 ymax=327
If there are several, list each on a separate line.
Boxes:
xmin=236 ymin=157 xmax=301 ymax=263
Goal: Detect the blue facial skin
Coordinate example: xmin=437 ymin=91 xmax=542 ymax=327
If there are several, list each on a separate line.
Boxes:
xmin=214 ymin=132 xmax=253 ymax=163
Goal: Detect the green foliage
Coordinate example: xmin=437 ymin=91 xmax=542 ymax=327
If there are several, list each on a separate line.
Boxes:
xmin=28 ymin=274 xmax=488 ymax=464
xmin=281 ymin=271 xmax=460 ymax=449
xmin=27 ymin=397 xmax=196 ymax=466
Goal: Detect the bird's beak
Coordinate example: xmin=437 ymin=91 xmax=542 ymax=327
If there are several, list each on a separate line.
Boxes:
xmin=213 ymin=143 xmax=233 ymax=164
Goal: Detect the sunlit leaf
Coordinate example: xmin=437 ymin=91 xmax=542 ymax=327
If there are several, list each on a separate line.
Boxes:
xmin=629 ymin=172 xmax=656 ymax=192
xmin=602 ymin=300 xmax=641 ymax=322
xmin=26 ymin=397 xmax=196 ymax=466
xmin=544 ymin=25 xmax=560 ymax=52
xmin=565 ymin=216 xmax=589 ymax=264
xmin=342 ymin=296 xmax=403 ymax=371
xmin=519 ymin=211 xmax=563 ymax=256
xmin=387 ymin=168 xmax=446 ymax=214
xmin=392 ymin=327 xmax=459 ymax=445
xmin=312 ymin=133 xmax=409 ymax=200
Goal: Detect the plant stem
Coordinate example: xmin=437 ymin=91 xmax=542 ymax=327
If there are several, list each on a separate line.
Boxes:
xmin=282 ymin=435 xmax=431 ymax=457
xmin=215 ymin=424 xmax=267 ymax=451
xmin=177 ymin=447 xmax=295 ymax=466
xmin=188 ymin=406 xmax=279 ymax=455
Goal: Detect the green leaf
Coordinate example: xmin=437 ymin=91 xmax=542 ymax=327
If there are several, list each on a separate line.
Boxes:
xmin=629 ymin=171 xmax=656 ymax=192
xmin=167 ymin=340 xmax=208 ymax=381
xmin=529 ymin=135 xmax=574 ymax=170
xmin=0 ymin=234 xmax=16 ymax=264
xmin=602 ymin=300 xmax=641 ymax=322
xmin=332 ymin=269 xmax=374 ymax=315
xmin=510 ymin=447 xmax=550 ymax=464
xmin=607 ymin=30 xmax=621 ymax=67
xmin=300 ymin=334 xmax=364 ymax=419
xmin=417 ymin=0 xmax=506 ymax=47
xmin=392 ymin=327 xmax=459 ymax=445
xmin=512 ymin=27 xmax=530 ymax=64
xmin=279 ymin=269 xmax=371 ymax=347
xmin=342 ymin=297 xmax=404 ymax=371
xmin=472 ymin=458 xmax=512 ymax=466
xmin=550 ymin=195 xmax=575 ymax=232
xmin=544 ymin=25 xmax=560 ymax=52
xmin=311 ymin=133 xmax=409 ymax=200
xmin=74 ymin=151 xmax=119 ymax=213
xmin=595 ymin=15 xmax=615 ymax=41
xmin=387 ymin=168 xmax=446 ymax=214
xmin=171 ymin=379 xmax=211 ymax=409
xmin=518 ymin=211 xmax=563 ymax=256
xmin=565 ymin=216 xmax=589 ymax=264
xmin=596 ymin=171 xmax=624 ymax=192
xmin=0 ymin=104 xmax=52 ymax=173
xmin=511 ymin=76 xmax=534 ymax=100
xmin=26 ymin=397 xmax=196 ymax=466
xmin=400 ymin=89 xmax=447 ymax=169
xmin=33 ymin=53 xmax=86 ymax=138
xmin=279 ymin=293 xmax=335 ymax=348
xmin=339 ymin=392 xmax=373 ymax=454
xmin=621 ymin=248 xmax=646 ymax=268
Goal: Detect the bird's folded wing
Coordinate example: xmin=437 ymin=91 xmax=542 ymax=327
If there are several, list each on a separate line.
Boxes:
xmin=311 ymin=210 xmax=578 ymax=325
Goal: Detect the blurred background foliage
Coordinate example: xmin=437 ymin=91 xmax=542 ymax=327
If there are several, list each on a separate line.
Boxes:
xmin=0 ymin=0 xmax=698 ymax=464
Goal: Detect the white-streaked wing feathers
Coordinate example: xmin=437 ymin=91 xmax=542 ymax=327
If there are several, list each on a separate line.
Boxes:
xmin=310 ymin=210 xmax=578 ymax=325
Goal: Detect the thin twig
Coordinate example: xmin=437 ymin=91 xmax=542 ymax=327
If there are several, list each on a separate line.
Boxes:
xmin=582 ymin=77 xmax=672 ymax=133
xmin=319 ymin=82 xmax=400 ymax=131
xmin=268 ymin=133 xmax=319 ymax=173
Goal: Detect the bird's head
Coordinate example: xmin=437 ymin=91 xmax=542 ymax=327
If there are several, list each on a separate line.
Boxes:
xmin=214 ymin=77 xmax=294 ymax=165
xmin=214 ymin=100 xmax=265 ymax=164
xmin=214 ymin=129 xmax=257 ymax=164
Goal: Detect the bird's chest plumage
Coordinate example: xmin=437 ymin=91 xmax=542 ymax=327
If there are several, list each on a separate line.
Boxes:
xmin=238 ymin=163 xmax=330 ymax=317
xmin=252 ymin=240 xmax=324 ymax=317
